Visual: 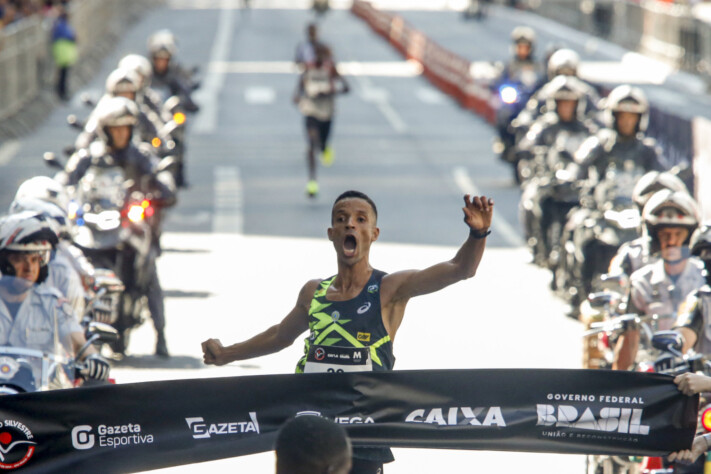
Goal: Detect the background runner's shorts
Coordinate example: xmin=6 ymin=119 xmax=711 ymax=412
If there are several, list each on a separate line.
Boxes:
xmin=305 ymin=116 xmax=332 ymax=151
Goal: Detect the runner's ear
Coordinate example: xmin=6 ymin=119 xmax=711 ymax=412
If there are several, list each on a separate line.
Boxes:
xmin=371 ymin=226 xmax=379 ymax=242
xmin=327 ymin=227 xmax=334 ymax=242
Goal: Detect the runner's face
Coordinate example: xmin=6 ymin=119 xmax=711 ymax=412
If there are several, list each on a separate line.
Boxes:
xmin=108 ymin=125 xmax=132 ymax=150
xmin=328 ymin=198 xmax=379 ymax=263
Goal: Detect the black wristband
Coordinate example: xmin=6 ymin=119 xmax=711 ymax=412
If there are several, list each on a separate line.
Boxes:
xmin=469 ymin=228 xmax=491 ymax=239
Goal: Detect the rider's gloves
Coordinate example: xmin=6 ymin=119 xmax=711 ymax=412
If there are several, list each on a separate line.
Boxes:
xmin=85 ymin=353 xmax=111 ymax=381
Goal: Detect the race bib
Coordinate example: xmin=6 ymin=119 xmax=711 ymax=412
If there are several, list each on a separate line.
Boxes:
xmin=303 ymin=345 xmax=372 ymax=373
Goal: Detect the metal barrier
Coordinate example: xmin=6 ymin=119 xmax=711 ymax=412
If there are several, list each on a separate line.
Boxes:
xmin=0 ymin=0 xmax=155 ymax=123
xmin=0 ymin=17 xmax=46 ymax=121
xmin=526 ymin=0 xmax=711 ymax=78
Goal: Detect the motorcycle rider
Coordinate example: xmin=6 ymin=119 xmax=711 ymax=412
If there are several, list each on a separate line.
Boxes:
xmin=575 ymin=85 xmax=662 ymax=182
xmin=75 ymin=67 xmax=163 ymax=153
xmin=64 ymin=96 xmax=176 ymax=357
xmin=608 ymin=171 xmax=689 ymax=280
xmin=118 ymin=54 xmax=167 ymax=123
xmin=613 ymin=190 xmax=705 ymax=370
xmin=147 ymin=29 xmax=200 ymax=113
xmin=0 ymin=211 xmax=110 ymax=381
xmin=499 ymin=26 xmax=542 ymax=83
xmin=9 ymin=197 xmax=87 ymax=321
xmin=518 ymin=75 xmax=597 ymax=265
xmin=674 ymin=225 xmax=711 ymax=354
xmin=13 ymin=176 xmax=95 ymax=289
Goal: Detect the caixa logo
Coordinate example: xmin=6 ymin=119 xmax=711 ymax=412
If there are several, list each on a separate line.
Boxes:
xmin=0 ymin=419 xmax=36 ymax=470
xmin=185 ymin=413 xmax=260 ymax=439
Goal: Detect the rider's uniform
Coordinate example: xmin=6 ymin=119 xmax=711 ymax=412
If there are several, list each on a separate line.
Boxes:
xmin=629 ymin=257 xmax=706 ymax=329
xmin=675 ymin=285 xmax=711 ymax=354
xmin=0 ymin=284 xmax=81 ymax=353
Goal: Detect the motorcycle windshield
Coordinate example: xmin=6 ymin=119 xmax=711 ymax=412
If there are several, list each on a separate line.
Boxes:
xmin=0 ymin=276 xmax=78 ymax=392
xmin=77 ymin=166 xmax=127 ymax=214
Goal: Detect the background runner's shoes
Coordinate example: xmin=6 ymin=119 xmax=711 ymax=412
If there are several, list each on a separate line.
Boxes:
xmin=306 ymin=179 xmax=319 ymax=197
xmin=321 ymin=146 xmax=334 ymax=166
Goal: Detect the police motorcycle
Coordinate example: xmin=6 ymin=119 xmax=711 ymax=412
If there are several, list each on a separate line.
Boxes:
xmin=555 ymin=168 xmax=644 ymax=306
xmin=582 ymin=324 xmax=711 ymax=473
xmin=0 ymin=276 xmax=119 ymax=395
xmin=44 ymin=150 xmax=173 ymax=355
xmin=492 ymin=27 xmax=544 ymax=175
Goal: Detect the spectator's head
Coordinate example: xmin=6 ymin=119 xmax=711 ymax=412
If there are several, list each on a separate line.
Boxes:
xmin=307 ymin=23 xmax=318 ymax=42
xmin=275 ymin=416 xmax=352 ymax=474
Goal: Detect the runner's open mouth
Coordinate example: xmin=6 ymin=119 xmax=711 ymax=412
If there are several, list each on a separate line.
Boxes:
xmin=344 ymin=235 xmax=357 ymax=256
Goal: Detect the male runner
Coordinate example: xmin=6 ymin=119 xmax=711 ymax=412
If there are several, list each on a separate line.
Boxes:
xmin=202 ymin=190 xmax=493 ymax=473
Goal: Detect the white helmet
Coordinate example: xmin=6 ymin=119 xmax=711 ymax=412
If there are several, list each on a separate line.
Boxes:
xmin=547 ymin=48 xmax=579 ymax=79
xmin=545 ymin=75 xmax=588 ymax=120
xmin=148 ymin=29 xmax=177 ymax=59
xmin=14 ymin=176 xmax=69 ymax=212
xmin=118 ymin=54 xmax=152 ymax=90
xmin=105 ymin=67 xmax=141 ymax=96
xmin=95 ymin=96 xmax=139 ymax=145
xmin=631 ymin=171 xmax=688 ymax=211
xmin=604 ymin=85 xmax=650 ymax=133
xmin=0 ymin=211 xmax=58 ymax=283
xmin=642 ymin=189 xmax=699 ymax=253
xmin=9 ymin=197 xmax=71 ymax=240
xmin=511 ymin=26 xmax=535 ymax=45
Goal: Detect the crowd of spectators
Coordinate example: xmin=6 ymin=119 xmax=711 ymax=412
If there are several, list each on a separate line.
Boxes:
xmin=0 ymin=0 xmax=69 ymax=30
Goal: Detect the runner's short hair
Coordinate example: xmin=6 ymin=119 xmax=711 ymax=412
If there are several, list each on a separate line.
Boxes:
xmin=275 ymin=416 xmax=351 ymax=474
xmin=332 ymin=190 xmax=378 ymax=223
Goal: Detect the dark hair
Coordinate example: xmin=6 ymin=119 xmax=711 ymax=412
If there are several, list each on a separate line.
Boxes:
xmin=332 ymin=190 xmax=378 ymax=223
xmin=275 ymin=416 xmax=351 ymax=474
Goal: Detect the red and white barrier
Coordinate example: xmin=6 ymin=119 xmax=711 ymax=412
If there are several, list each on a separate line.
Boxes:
xmin=351 ymin=0 xmax=496 ymax=124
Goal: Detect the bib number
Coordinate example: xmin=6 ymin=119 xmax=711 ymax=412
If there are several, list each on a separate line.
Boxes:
xmin=304 ymin=345 xmax=372 ymax=373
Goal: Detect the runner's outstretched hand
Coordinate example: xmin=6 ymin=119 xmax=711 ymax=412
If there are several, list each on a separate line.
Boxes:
xmin=202 ymin=338 xmax=225 ymax=366
xmin=462 ymin=194 xmax=494 ymax=233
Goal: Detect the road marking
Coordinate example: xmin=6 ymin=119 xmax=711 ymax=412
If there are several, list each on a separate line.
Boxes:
xmin=193 ymin=1 xmax=235 ymax=135
xmin=355 ymin=74 xmax=407 ymax=133
xmin=416 ymin=87 xmax=448 ymax=104
xmin=0 ymin=140 xmax=20 ymax=166
xmin=244 ymin=87 xmax=277 ymax=104
xmin=213 ymin=166 xmax=244 ymax=233
xmin=168 ymin=0 xmax=352 ymax=9
xmin=209 ymin=60 xmax=423 ymax=77
xmin=452 ymin=166 xmax=524 ymax=247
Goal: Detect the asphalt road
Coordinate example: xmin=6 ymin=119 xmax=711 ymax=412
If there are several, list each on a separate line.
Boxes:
xmin=2 ymin=0 xmax=686 ymax=472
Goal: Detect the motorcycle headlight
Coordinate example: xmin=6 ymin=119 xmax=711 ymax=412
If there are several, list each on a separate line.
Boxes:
xmin=499 ymin=85 xmax=519 ymax=105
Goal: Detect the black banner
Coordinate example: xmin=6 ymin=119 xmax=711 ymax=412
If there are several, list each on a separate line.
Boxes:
xmin=0 ymin=369 xmax=698 ymax=473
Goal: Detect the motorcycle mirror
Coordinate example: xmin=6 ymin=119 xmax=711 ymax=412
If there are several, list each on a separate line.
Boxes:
xmin=43 ymin=152 xmax=64 ymax=170
xmin=80 ymin=93 xmax=96 ymax=108
xmin=587 ymin=291 xmax=621 ymax=308
xmin=156 ymin=156 xmax=177 ymax=174
xmin=67 ymin=114 xmax=85 ymax=131
xmin=85 ymin=321 xmax=119 ymax=344
xmin=651 ymin=331 xmax=684 ymax=354
xmin=93 ymin=273 xmax=125 ymax=293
